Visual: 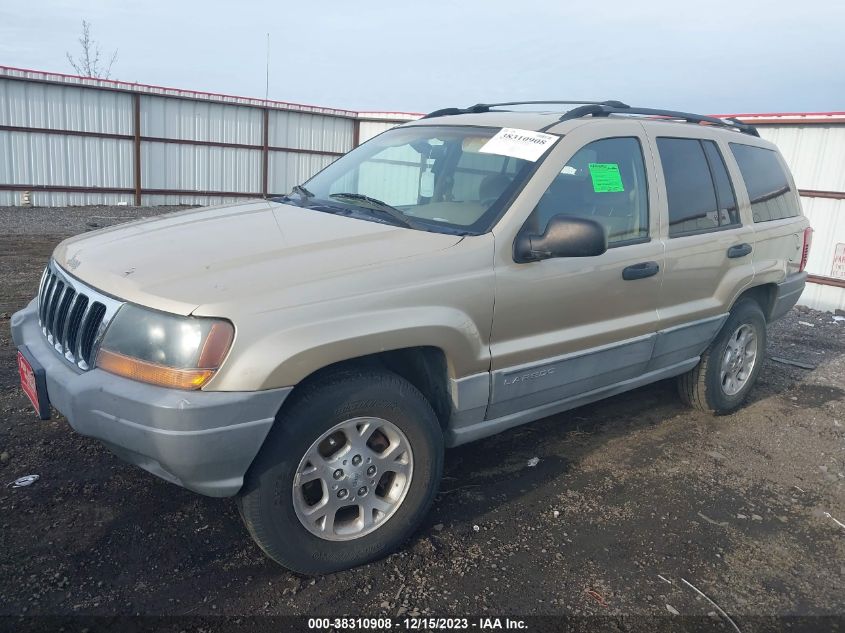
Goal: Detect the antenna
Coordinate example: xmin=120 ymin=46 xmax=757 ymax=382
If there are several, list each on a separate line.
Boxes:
xmin=265 ymin=33 xmax=270 ymax=100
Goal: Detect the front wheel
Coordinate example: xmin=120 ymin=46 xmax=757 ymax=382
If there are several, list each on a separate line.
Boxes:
xmin=237 ymin=369 xmax=443 ymax=574
xmin=678 ymin=298 xmax=767 ymax=414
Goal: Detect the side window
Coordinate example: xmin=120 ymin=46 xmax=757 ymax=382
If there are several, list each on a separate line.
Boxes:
xmin=527 ymin=137 xmax=649 ymax=245
xmin=729 ymin=143 xmax=800 ymax=222
xmin=657 ymin=137 xmax=741 ymax=236
xmin=702 ymin=141 xmax=739 ymax=227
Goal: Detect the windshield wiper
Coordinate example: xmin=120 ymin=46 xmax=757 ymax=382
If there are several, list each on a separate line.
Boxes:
xmin=329 ymin=193 xmax=423 ymax=230
xmin=271 ymin=184 xmax=314 ymax=205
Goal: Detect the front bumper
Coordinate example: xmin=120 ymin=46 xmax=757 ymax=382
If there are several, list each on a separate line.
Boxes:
xmin=11 ymin=299 xmax=291 ymax=497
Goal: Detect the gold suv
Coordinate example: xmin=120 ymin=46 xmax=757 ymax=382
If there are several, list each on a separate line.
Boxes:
xmin=12 ymin=101 xmax=812 ymax=573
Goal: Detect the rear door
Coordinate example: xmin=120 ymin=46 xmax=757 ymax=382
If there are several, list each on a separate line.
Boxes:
xmin=488 ymin=121 xmax=665 ymax=420
xmin=644 ymin=126 xmax=756 ymax=370
xmin=726 ymin=141 xmax=808 ymax=284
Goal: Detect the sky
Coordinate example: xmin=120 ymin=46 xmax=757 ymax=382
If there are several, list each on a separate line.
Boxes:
xmin=1 ymin=0 xmax=843 ymax=115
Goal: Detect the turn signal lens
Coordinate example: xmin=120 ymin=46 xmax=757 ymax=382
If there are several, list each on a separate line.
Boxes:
xmin=197 ymin=322 xmax=235 ymax=368
xmin=96 ymin=349 xmax=216 ymax=390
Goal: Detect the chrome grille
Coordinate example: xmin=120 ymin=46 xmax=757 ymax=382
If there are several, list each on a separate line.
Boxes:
xmin=37 ymin=262 xmax=124 ymax=370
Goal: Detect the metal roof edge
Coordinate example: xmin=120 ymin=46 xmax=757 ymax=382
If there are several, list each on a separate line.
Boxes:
xmin=712 ymin=111 xmax=845 ymax=118
xmin=711 ymin=111 xmax=845 ymax=125
xmin=0 ymin=64 xmax=416 ymax=121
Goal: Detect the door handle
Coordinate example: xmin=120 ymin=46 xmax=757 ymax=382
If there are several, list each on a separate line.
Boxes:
xmin=622 ymin=261 xmax=660 ymax=280
xmin=727 ymin=243 xmax=753 ymax=258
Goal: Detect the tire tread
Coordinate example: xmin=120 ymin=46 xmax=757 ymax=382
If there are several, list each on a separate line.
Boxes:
xmin=237 ymin=367 xmax=442 ymax=574
xmin=677 ymin=298 xmax=766 ymax=415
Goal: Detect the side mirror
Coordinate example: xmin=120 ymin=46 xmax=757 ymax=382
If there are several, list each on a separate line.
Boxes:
xmin=514 ymin=215 xmax=608 ymax=263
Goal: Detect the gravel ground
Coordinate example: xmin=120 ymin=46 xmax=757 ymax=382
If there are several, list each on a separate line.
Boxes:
xmin=0 ymin=204 xmax=192 ymax=236
xmin=0 ymin=205 xmax=843 ymax=631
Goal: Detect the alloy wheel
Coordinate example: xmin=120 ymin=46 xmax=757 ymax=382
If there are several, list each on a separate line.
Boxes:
xmin=720 ymin=323 xmax=758 ymax=396
xmin=292 ymin=417 xmax=413 ymax=541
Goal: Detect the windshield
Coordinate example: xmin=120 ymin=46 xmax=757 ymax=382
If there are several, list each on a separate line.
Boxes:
xmin=278 ymin=125 xmax=551 ymax=235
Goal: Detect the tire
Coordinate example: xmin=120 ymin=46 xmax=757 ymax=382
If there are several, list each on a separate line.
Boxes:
xmin=237 ymin=368 xmax=443 ymax=575
xmin=677 ymin=298 xmax=767 ymax=415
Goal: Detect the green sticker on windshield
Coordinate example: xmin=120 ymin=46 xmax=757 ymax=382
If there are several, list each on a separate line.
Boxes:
xmin=588 ymin=163 xmax=624 ymax=192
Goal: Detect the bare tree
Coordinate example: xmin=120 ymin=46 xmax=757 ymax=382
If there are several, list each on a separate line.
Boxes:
xmin=66 ymin=20 xmax=118 ymax=78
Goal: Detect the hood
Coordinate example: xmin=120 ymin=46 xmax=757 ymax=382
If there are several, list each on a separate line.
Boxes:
xmin=53 ymin=200 xmax=463 ymax=315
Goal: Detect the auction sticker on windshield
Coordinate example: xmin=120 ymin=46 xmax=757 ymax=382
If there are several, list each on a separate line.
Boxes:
xmin=479 ymin=128 xmax=557 ymax=162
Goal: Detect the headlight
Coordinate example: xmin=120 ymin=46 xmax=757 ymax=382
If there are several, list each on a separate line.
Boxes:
xmin=95 ymin=304 xmax=234 ymax=390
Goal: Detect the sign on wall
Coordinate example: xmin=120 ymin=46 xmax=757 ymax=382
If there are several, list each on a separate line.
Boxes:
xmin=832 ymin=243 xmax=845 ymax=280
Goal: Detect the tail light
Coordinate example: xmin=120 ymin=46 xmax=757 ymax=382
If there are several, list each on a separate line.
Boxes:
xmin=799 ymin=227 xmax=813 ymax=272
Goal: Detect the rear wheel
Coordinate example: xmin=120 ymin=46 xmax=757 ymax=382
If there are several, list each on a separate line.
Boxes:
xmin=678 ymin=299 xmax=767 ymax=414
xmin=237 ymin=368 xmax=443 ymax=574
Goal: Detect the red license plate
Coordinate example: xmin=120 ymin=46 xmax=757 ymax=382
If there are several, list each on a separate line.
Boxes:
xmin=18 ymin=350 xmax=48 ymax=419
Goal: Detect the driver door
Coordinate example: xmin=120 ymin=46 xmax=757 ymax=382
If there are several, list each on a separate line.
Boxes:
xmin=488 ymin=122 xmax=665 ymax=419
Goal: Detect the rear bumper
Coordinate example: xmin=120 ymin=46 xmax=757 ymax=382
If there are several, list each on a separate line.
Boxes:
xmin=11 ymin=299 xmax=291 ymax=497
xmin=770 ymin=271 xmax=807 ymax=322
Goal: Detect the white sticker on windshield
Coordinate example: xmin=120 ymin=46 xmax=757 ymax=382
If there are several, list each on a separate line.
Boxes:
xmin=478 ymin=128 xmax=557 ymax=162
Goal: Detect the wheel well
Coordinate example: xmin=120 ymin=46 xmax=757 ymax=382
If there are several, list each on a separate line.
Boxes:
xmin=280 ymin=347 xmax=452 ymax=431
xmin=735 ymin=283 xmax=777 ymax=321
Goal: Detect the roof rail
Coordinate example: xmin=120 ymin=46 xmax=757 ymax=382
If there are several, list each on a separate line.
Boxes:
xmin=550 ymin=104 xmax=760 ymax=136
xmin=420 ymin=101 xmax=760 ymax=137
xmin=421 ymin=100 xmax=629 ymax=119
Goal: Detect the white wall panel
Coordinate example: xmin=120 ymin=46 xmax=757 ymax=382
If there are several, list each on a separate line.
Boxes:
xmin=799 ymin=283 xmax=845 ymax=313
xmin=800 ymin=196 xmax=845 ymax=280
xmin=141 ymin=141 xmax=261 ymax=194
xmin=0 ymin=190 xmax=134 ymax=206
xmin=141 ymin=95 xmax=262 ymax=145
xmin=141 ymin=193 xmax=253 ymax=206
xmin=269 ymin=110 xmax=353 ymax=152
xmin=268 ymin=151 xmax=336 ymax=195
xmin=758 ymin=126 xmax=845 ymax=193
xmin=358 ymin=120 xmax=401 ymax=144
xmin=0 ymin=77 xmax=132 ymax=135
xmin=0 ymin=130 xmax=132 ymax=187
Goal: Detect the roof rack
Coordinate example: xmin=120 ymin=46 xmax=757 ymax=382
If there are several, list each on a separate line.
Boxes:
xmin=421 ymin=100 xmax=629 ymax=119
xmin=550 ymin=103 xmax=759 ymax=136
xmin=421 ymin=100 xmax=759 ymax=137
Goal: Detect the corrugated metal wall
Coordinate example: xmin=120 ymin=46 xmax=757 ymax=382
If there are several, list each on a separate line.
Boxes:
xmin=796 ymin=197 xmax=845 ymax=312
xmin=266 ymin=110 xmax=355 ymax=197
xmin=0 ymin=77 xmax=136 ymax=205
xmin=753 ymin=122 xmax=845 ymax=312
xmin=140 ymin=95 xmax=264 ymax=205
xmin=0 ymin=66 xmax=417 ymax=207
xmin=758 ymin=125 xmax=845 ymax=193
xmin=358 ymin=118 xmax=406 ymax=144
xmin=0 ymin=78 xmax=133 ymax=133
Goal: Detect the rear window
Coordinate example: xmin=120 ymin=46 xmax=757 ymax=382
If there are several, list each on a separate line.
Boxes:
xmin=729 ymin=143 xmax=800 ymax=222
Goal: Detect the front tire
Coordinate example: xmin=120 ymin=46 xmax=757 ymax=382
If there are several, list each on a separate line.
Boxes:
xmin=678 ymin=298 xmax=767 ymax=414
xmin=237 ymin=368 xmax=443 ymax=575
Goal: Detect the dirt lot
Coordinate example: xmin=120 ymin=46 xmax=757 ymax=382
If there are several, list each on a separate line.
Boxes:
xmin=0 ymin=206 xmax=843 ymax=630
